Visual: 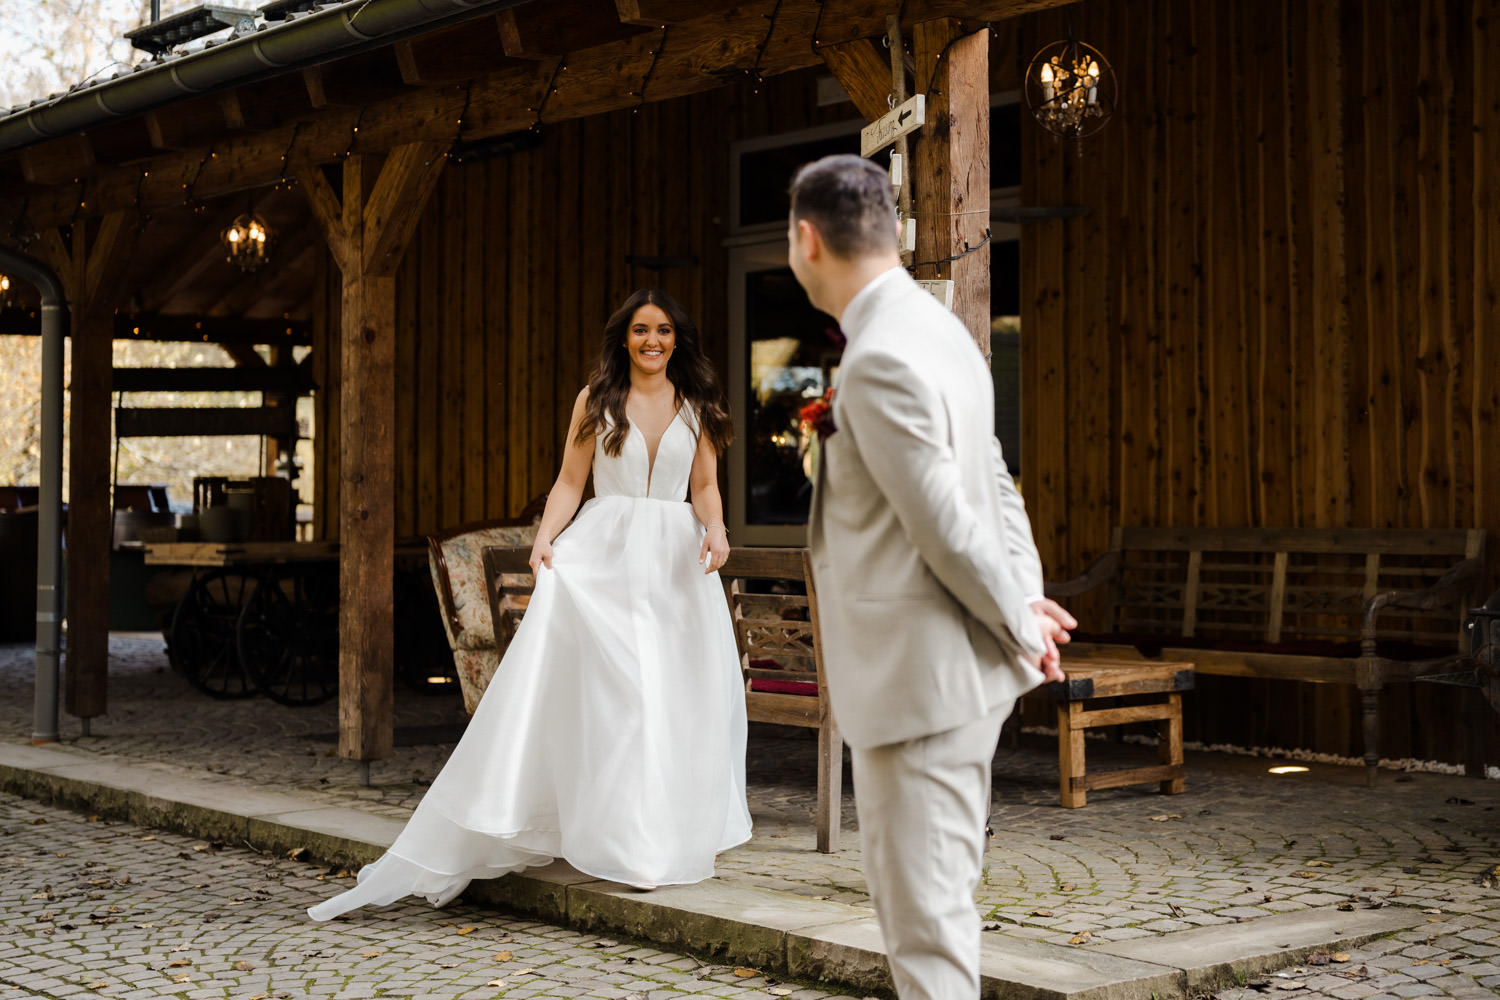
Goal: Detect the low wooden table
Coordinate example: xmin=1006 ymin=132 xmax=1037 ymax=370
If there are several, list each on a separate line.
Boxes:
xmin=1030 ymin=657 xmax=1195 ymax=808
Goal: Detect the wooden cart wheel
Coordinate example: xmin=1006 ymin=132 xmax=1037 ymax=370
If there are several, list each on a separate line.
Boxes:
xmin=237 ymin=566 xmax=339 ymax=707
xmin=168 ymin=570 xmax=258 ymax=699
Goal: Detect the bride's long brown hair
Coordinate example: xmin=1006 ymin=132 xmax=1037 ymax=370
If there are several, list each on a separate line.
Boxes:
xmin=575 ymin=289 xmax=733 ymax=458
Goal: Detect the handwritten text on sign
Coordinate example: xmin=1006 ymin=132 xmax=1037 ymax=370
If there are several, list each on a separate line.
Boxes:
xmin=861 ymin=95 xmax=926 ymax=158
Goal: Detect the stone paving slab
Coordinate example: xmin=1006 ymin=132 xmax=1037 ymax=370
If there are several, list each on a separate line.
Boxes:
xmin=1094 ymin=907 xmax=1429 ymax=991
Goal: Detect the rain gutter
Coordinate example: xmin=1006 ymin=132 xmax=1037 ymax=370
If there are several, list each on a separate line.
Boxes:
xmin=0 ymin=0 xmax=531 ymax=157
xmin=0 ymin=245 xmax=68 ymax=743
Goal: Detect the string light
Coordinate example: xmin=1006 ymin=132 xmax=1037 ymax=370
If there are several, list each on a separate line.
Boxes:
xmin=530 ymin=55 xmax=566 ymax=132
xmin=275 ymin=122 xmax=303 ymax=191
xmin=181 ymin=145 xmax=216 ymax=213
xmin=134 ymin=168 xmax=152 ymax=227
xmin=445 ymin=79 xmax=474 ymax=159
xmin=810 ymin=0 xmax=825 ymax=52
xmin=342 ymin=107 xmax=368 ymax=159
xmin=632 ymin=27 xmax=667 ymax=113
xmin=907 ymin=227 xmax=991 ymax=275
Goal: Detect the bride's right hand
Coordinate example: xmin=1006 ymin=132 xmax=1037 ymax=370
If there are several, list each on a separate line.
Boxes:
xmin=528 ymin=538 xmax=554 ymax=573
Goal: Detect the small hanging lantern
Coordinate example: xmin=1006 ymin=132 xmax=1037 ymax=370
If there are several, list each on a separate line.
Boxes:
xmin=0 ymin=273 xmax=11 ymax=308
xmin=221 ymin=210 xmax=275 ymax=273
xmin=1024 ymin=37 xmax=1116 ymax=140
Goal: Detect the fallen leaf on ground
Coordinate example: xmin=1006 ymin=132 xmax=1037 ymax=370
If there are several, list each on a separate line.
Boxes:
xmin=286 ymin=847 xmax=309 ymax=861
xmin=484 ymin=979 xmax=506 ymax=988
xmin=247 ymin=994 xmax=269 ymax=1000
xmin=1167 ymin=903 xmax=1185 ymax=917
xmin=1336 ymin=902 xmax=1354 ymax=911
xmin=1031 ymin=909 xmax=1054 ymax=917
xmin=455 ymin=927 xmax=475 ymax=935
xmin=1148 ymin=814 xmax=1182 ymax=822
xmin=167 ymin=959 xmax=192 ymax=968
xmin=1060 ymin=883 xmax=1076 ymax=891
xmin=770 ymin=989 xmax=793 ymax=997
xmin=1292 ymin=871 xmax=1317 ymax=879
xmin=1304 ymin=860 xmax=1330 ymax=867
xmin=1308 ymin=950 xmax=1331 ymax=966
xmin=733 ymin=968 xmax=759 ymax=978
xmin=86 ymin=983 xmax=107 ymax=990
xmin=493 ymin=951 xmax=512 ymax=962
xmin=1422 ymin=908 xmax=1442 ymax=914
xmin=1332 ymin=953 xmax=1350 ymax=962
xmin=171 ymin=975 xmax=191 ymax=983
xmin=360 ymin=951 xmax=382 ymax=958
xmin=234 ymin=961 xmax=255 ymax=971
xmin=1273 ymin=982 xmax=1305 ymax=990
xmin=1068 ymin=931 xmax=1091 ymax=945
xmin=139 ymin=835 xmax=155 ymax=842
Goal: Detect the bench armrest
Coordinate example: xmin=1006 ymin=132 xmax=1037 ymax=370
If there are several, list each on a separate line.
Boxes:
xmin=1360 ymin=556 xmax=1484 ymax=654
xmin=1044 ymin=549 xmax=1122 ymax=599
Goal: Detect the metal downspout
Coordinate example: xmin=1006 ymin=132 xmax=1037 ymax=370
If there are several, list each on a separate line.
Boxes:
xmin=0 ymin=246 xmax=68 ymax=743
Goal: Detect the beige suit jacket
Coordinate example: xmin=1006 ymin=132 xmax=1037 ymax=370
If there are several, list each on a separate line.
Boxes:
xmin=808 ymin=268 xmax=1047 ymax=750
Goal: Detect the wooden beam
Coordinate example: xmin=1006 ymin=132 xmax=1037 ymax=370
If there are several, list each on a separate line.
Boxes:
xmin=115 ymin=406 xmax=298 ymax=438
xmin=302 ymin=50 xmax=410 ymax=110
xmin=5 ymin=0 xmax=1084 ymax=229
xmin=138 ymin=225 xmax=229 ymax=312
xmin=912 ymin=22 xmax=990 ymax=351
xmin=819 ymin=36 xmax=897 ymax=123
xmin=112 ymin=365 xmax=315 ymax=393
xmin=500 ymin=1 xmax=651 ymax=59
xmin=37 ymin=212 xmax=140 ymax=722
xmin=298 ymin=143 xmax=446 ymax=763
xmin=614 ymin=0 xmax=733 ymax=25
xmin=20 ymin=134 xmax=95 ymax=185
xmin=0 ymin=307 xmax=311 ymax=342
xmin=361 ymin=140 xmax=447 ymax=275
xmin=144 ymin=94 xmax=238 ymax=151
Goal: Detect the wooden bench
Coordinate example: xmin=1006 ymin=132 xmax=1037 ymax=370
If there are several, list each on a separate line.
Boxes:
xmin=1029 ymin=657 xmax=1194 ymax=808
xmin=481 ymin=545 xmax=843 ymax=854
xmin=1046 ymin=527 xmax=1486 ymax=781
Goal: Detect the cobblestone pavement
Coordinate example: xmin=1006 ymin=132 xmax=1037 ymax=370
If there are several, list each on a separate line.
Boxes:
xmin=5 ymin=637 xmax=1500 ymax=999
xmin=0 ymin=792 xmax=860 ymax=1000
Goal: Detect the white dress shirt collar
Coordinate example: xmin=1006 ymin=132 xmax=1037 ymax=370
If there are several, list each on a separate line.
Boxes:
xmin=839 ymin=265 xmax=908 ymax=341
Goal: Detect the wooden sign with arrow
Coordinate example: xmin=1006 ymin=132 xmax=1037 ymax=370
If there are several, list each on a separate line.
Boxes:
xmin=861 ymin=94 xmax=925 ymax=158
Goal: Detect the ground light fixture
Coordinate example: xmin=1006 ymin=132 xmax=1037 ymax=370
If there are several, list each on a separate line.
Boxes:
xmin=1268 ymin=765 xmax=1311 ymax=774
xmin=1024 ymin=37 xmax=1117 ymax=140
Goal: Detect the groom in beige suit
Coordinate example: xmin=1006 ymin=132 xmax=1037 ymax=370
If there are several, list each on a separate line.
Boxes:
xmin=788 ymin=154 xmax=1075 ymax=1000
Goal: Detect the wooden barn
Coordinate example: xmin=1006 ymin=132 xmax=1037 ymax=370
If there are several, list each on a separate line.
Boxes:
xmin=0 ymin=0 xmax=1495 ymax=774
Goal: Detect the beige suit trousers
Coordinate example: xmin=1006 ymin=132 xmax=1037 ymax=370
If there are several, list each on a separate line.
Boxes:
xmin=850 ymin=702 xmax=1010 ymax=1000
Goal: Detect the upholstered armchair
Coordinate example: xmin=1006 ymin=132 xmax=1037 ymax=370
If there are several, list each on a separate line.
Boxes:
xmin=427 ymin=496 xmax=547 ymax=713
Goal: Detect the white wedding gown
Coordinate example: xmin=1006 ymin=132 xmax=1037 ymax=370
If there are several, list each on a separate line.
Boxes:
xmin=308 ymin=406 xmax=752 ymax=920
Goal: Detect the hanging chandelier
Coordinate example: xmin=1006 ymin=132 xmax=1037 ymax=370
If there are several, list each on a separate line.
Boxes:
xmin=221 ymin=210 xmax=275 ymax=273
xmin=1024 ymin=38 xmax=1116 ymax=140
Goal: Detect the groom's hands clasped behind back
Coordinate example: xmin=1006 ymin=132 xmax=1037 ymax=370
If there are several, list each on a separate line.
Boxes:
xmin=1029 ymin=597 xmax=1077 ymax=683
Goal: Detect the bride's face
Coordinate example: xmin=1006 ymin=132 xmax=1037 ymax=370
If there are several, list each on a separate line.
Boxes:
xmin=625 ymin=303 xmax=676 ymax=376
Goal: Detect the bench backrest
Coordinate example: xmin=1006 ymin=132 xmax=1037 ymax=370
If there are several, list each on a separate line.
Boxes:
xmin=720 ymin=546 xmax=829 ymax=729
xmin=1106 ymin=527 xmax=1484 ymax=646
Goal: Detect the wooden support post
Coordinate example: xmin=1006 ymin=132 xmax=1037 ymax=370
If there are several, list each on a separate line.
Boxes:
xmin=912 ymin=21 xmax=990 ymax=352
xmin=300 ymin=142 xmax=446 ymax=763
xmin=36 ymin=212 xmax=139 ymax=723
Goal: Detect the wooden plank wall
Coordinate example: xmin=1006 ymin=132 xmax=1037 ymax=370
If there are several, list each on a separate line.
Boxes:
xmin=1018 ymin=0 xmax=1500 ymax=766
xmin=310 ymin=70 xmax=850 ymax=541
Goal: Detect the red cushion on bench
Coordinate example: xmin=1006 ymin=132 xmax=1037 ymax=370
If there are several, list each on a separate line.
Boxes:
xmin=749 ymin=677 xmax=820 ymax=696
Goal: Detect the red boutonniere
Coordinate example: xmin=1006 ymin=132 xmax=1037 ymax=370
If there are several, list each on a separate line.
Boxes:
xmin=799 ymin=388 xmax=837 ymax=440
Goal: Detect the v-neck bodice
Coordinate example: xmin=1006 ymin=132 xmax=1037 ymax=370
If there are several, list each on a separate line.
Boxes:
xmin=593 ymin=406 xmax=698 ymax=501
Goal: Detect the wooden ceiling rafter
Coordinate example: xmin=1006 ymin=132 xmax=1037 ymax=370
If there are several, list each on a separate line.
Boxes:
xmin=302 ymin=49 xmax=411 ymax=109
xmin=1 ymin=0 xmax=1084 ymax=230
xmin=499 ymin=0 xmax=653 ymax=59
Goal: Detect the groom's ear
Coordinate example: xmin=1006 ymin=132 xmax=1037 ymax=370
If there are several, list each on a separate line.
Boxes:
xmin=795 ymin=218 xmax=822 ymax=260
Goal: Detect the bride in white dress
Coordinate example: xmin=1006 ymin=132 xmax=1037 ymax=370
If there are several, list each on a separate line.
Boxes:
xmin=308 ymin=290 xmax=751 ymax=920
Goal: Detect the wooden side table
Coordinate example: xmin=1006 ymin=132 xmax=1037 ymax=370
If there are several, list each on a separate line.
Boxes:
xmin=1032 ymin=657 xmax=1195 ymax=808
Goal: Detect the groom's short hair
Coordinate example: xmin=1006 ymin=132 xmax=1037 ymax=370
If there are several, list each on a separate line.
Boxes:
xmin=789 ymin=154 xmax=898 ymax=259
